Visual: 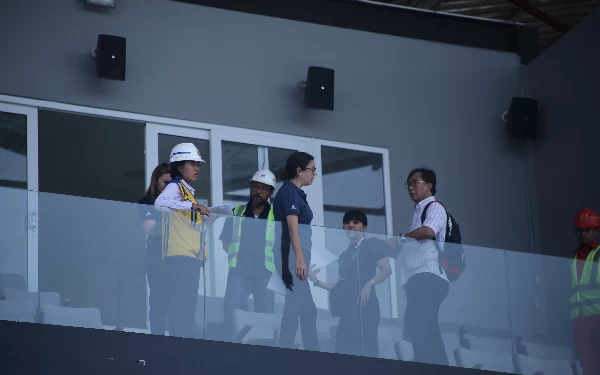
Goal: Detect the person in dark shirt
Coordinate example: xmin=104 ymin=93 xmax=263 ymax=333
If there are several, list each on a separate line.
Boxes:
xmin=274 ymin=152 xmax=319 ymax=351
xmin=138 ymin=163 xmax=171 ymax=335
xmin=219 ymin=169 xmax=277 ymax=341
xmin=309 ymin=210 xmax=392 ymax=357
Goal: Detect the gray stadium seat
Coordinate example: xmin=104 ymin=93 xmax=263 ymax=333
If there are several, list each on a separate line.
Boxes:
xmin=40 ymin=303 xmax=102 ymax=329
xmin=514 ymin=354 xmax=576 ymax=375
xmin=0 ymin=300 xmax=37 ymax=323
xmin=454 ymin=347 xmax=515 ymax=373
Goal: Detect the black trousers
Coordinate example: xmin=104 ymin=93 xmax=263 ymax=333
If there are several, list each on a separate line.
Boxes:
xmin=145 ymin=248 xmax=169 ymax=335
xmin=163 ymin=256 xmax=202 ymax=339
xmin=335 ymin=295 xmax=380 ymax=357
xmin=279 ymin=251 xmax=320 ymax=351
xmin=404 ymin=272 xmax=449 ymax=366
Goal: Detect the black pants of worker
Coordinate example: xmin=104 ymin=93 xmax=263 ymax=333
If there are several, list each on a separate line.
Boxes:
xmin=223 ymin=273 xmax=274 ymax=341
xmin=336 ymin=295 xmax=380 ymax=357
xmin=404 ymin=272 xmax=449 ymax=366
xmin=163 ymin=255 xmax=202 ymax=339
xmin=145 ymin=248 xmax=169 ymax=335
xmin=279 ymin=252 xmax=320 ymax=351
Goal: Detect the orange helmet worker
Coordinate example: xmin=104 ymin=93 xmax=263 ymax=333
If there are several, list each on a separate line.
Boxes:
xmin=570 ymin=208 xmax=600 ymax=375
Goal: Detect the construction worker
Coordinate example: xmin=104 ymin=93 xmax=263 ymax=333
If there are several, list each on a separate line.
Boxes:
xmin=219 ymin=169 xmax=277 ymax=340
xmin=155 ymin=142 xmax=210 ymax=338
xmin=570 ymin=208 xmax=600 ymax=374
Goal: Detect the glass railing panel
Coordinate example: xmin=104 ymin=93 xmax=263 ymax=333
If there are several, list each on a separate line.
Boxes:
xmin=1 ymin=186 xmax=589 ymax=375
xmin=506 ymin=249 xmax=581 ymax=374
xmin=0 ymin=187 xmax=31 ymax=323
xmin=392 ymin=240 xmax=513 ymax=372
xmin=37 ymin=191 xmax=147 ymax=331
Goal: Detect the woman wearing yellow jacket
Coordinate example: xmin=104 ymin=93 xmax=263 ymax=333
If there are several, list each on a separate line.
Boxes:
xmin=155 ymin=142 xmax=210 ymax=338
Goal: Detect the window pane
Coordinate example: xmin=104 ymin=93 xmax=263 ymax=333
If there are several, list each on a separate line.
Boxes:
xmin=321 ymin=146 xmax=391 ymax=318
xmin=268 ymin=147 xmax=297 ymax=196
xmin=222 ymin=142 xmax=258 ymax=207
xmin=321 ymin=146 xmax=386 ymax=233
xmin=38 ymin=109 xmax=145 ymax=203
xmin=0 ymin=111 xmax=27 ymax=189
xmin=158 ymin=134 xmax=210 ymax=207
xmin=0 ymin=111 xmax=28 ymax=290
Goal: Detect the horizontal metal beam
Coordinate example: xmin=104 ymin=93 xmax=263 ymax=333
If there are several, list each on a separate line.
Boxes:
xmin=437 ymin=0 xmax=507 ymax=10
xmin=503 ymin=0 xmax=571 ymax=33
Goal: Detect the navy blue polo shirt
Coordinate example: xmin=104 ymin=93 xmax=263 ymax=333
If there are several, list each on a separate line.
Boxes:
xmin=219 ymin=202 xmax=272 ymax=278
xmin=273 ymin=180 xmax=313 ymax=257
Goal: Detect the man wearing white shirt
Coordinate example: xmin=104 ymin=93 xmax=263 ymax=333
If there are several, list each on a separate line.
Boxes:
xmin=400 ymin=168 xmax=449 ymax=366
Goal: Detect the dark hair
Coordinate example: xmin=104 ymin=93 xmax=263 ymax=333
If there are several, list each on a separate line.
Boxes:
xmin=169 ymin=161 xmax=185 ymax=180
xmin=280 ymin=152 xmax=315 ymax=180
xmin=343 ymin=210 xmax=368 ymax=226
xmin=407 ymin=167 xmax=437 ymax=195
xmin=144 ymin=163 xmax=171 ymax=200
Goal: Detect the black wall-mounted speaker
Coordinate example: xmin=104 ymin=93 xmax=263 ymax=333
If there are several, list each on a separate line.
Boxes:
xmin=305 ymin=67 xmax=334 ymax=110
xmin=95 ymin=35 xmax=126 ymax=81
xmin=507 ymin=97 xmax=538 ymax=140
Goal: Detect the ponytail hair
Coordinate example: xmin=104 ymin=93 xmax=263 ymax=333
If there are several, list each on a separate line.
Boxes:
xmin=280 ymin=152 xmax=315 ymax=180
xmin=170 ymin=161 xmax=185 ymax=180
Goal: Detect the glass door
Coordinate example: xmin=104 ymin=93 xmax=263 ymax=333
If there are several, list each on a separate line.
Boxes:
xmin=0 ymin=102 xmax=38 ymax=292
xmin=209 ymin=129 xmax=323 ymax=312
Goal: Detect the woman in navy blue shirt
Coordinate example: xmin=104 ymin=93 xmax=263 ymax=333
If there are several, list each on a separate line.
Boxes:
xmin=274 ymin=152 xmax=319 ymax=351
xmin=138 ymin=163 xmax=171 ymax=335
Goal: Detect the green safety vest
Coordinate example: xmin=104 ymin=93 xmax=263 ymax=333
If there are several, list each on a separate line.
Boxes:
xmin=569 ymin=246 xmax=600 ymax=320
xmin=227 ymin=204 xmax=275 ymax=273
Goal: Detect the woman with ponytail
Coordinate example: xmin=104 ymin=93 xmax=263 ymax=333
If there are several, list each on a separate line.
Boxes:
xmin=273 ymin=151 xmax=319 ymax=351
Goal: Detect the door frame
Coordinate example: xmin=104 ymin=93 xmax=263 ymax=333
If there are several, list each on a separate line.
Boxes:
xmin=0 ymin=102 xmax=39 ymax=292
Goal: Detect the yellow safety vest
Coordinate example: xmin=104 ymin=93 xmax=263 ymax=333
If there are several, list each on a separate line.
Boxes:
xmin=569 ymin=246 xmax=600 ymax=319
xmin=161 ymin=181 xmax=209 ymax=261
xmin=227 ymin=204 xmax=275 ymax=273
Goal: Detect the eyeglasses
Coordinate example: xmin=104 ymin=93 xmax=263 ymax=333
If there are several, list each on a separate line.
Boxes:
xmin=251 ymin=184 xmax=272 ymax=192
xmin=404 ymin=180 xmax=426 ymax=189
xmin=304 ymin=167 xmax=317 ymax=174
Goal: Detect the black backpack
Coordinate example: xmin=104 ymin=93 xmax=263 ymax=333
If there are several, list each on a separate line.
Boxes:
xmin=421 ymin=200 xmax=465 ymax=282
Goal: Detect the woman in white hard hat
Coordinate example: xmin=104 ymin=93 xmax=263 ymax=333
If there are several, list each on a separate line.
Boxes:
xmin=155 ymin=142 xmax=210 ymax=338
xmin=219 ymin=169 xmax=277 ymax=340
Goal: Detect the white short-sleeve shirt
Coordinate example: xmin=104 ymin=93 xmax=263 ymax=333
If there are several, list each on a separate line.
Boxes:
xmin=399 ymin=196 xmax=449 ymax=286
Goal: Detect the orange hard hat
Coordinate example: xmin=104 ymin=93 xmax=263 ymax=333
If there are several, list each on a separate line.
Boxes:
xmin=573 ymin=208 xmax=600 ymax=228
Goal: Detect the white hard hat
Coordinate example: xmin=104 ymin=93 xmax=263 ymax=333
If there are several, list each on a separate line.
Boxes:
xmin=250 ymin=169 xmax=276 ymax=189
xmin=169 ymin=143 xmax=206 ymax=163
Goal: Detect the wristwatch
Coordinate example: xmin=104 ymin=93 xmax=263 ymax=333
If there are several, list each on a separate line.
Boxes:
xmin=397 ymin=235 xmax=408 ymax=245
xmin=368 ymin=280 xmax=375 ymax=286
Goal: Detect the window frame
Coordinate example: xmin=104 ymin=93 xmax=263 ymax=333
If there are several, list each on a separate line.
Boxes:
xmin=0 ymin=93 xmax=396 ymax=317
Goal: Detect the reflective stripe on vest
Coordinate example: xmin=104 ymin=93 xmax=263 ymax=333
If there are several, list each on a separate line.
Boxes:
xmin=161 ymin=180 xmax=209 ymax=261
xmin=227 ymin=204 xmax=275 ymax=273
xmin=569 ymin=246 xmax=600 ymax=320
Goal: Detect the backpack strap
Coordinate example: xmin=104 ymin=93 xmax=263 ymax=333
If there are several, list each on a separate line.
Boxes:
xmin=420 ymin=200 xmax=446 ymax=275
xmin=420 ymin=200 xmax=445 ymax=225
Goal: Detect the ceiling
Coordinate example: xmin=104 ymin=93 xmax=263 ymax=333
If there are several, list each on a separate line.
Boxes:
xmin=375 ymin=0 xmax=600 ymax=50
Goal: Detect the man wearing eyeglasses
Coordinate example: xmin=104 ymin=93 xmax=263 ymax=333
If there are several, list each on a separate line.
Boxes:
xmin=399 ymin=167 xmax=450 ymax=366
xmin=219 ymin=169 xmax=278 ymax=340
